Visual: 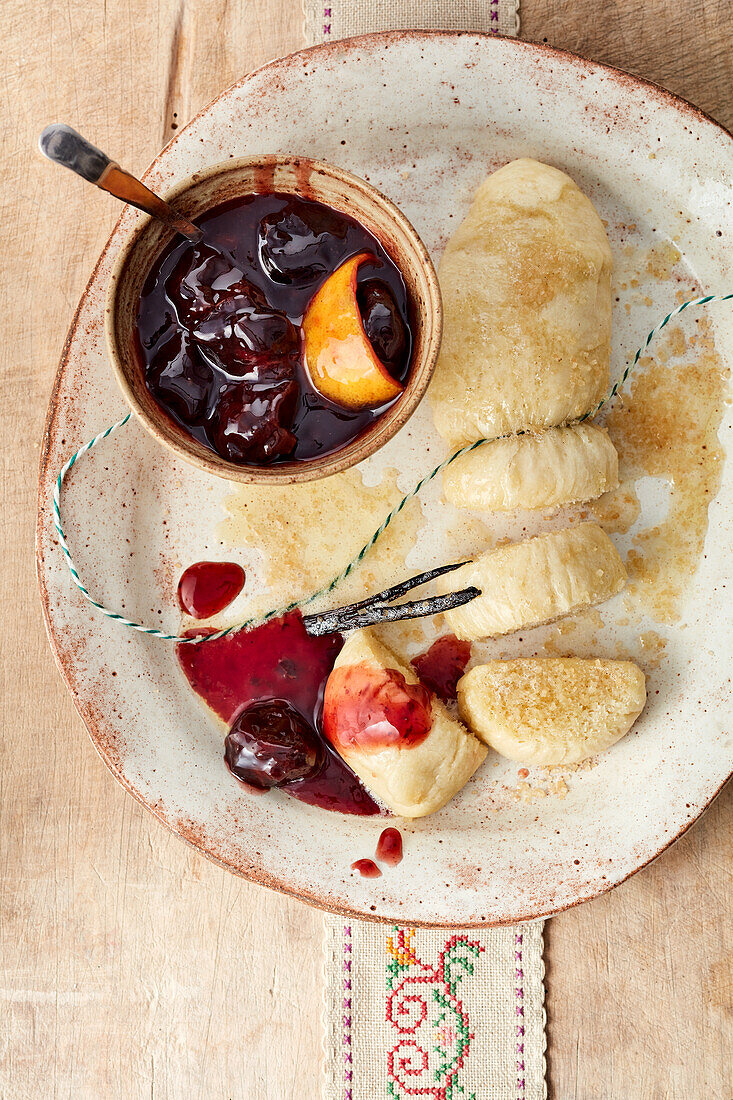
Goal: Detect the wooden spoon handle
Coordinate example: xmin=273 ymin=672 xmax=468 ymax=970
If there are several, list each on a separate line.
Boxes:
xmin=38 ymin=123 xmax=202 ymax=243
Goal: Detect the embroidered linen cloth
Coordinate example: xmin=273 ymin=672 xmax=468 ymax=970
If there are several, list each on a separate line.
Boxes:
xmin=324 ymin=919 xmax=546 ymax=1100
xmin=304 ymin=0 xmax=520 ymax=42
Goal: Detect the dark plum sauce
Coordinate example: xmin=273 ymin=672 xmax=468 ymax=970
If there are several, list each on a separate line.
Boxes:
xmin=176 ymin=608 xmax=381 ymax=815
xmin=136 ymin=192 xmax=413 ymax=466
xmin=411 ymin=634 xmax=472 ymax=702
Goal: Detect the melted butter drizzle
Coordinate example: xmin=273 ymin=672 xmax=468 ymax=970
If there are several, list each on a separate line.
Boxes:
xmin=602 ymin=316 xmax=729 ymax=623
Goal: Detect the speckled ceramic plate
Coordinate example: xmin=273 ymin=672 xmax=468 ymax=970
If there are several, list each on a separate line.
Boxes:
xmin=37 ymin=32 xmax=733 ymax=925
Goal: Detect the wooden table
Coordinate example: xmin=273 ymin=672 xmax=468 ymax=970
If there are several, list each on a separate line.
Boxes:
xmin=2 ymin=2 xmax=731 ymax=1096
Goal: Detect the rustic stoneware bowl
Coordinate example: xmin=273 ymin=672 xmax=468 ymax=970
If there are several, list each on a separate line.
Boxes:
xmin=105 ymin=154 xmax=442 ymax=483
xmin=38 ymin=33 xmax=733 ymax=925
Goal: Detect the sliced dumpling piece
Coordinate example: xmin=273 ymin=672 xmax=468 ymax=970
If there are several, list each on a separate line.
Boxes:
xmin=322 ymin=628 xmax=486 ymax=818
xmin=435 ymin=523 xmax=626 ymax=641
xmin=429 ymin=158 xmax=613 ymax=448
xmin=457 ymin=657 xmax=646 ymax=764
xmin=442 ymin=424 xmax=619 ymax=512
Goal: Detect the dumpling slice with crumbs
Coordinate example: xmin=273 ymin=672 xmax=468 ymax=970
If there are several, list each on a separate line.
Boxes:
xmin=458 ymin=657 xmax=646 ymax=764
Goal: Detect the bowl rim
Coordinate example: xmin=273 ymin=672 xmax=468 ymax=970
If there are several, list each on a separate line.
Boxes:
xmin=38 ymin=30 xmax=733 ymax=926
xmin=104 ymin=152 xmax=443 ymax=484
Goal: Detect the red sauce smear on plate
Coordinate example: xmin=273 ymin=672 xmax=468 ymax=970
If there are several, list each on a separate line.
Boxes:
xmin=177 ymin=611 xmax=380 ymax=815
xmin=352 ymin=858 xmax=382 ymax=878
xmin=376 ymin=827 xmax=403 ymax=866
xmin=411 ymin=634 xmax=472 ymax=702
xmin=323 ymin=663 xmax=432 ymax=752
xmin=178 ymin=560 xmax=246 ymax=619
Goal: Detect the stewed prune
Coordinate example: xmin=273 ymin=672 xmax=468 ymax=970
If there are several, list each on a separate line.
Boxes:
xmin=357 ymin=280 xmax=408 ymax=372
xmin=212 ymin=379 xmax=298 ymax=463
xmin=191 ymin=286 xmax=300 ymax=379
xmin=258 ymin=200 xmax=349 ymax=288
xmin=146 ymin=331 xmax=216 ymax=425
xmin=225 ymin=698 xmax=324 ymax=788
xmin=166 ymin=242 xmax=244 ymax=326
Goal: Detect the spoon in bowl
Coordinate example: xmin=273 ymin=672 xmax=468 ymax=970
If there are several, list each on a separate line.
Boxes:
xmin=38 ymin=123 xmax=203 ymax=243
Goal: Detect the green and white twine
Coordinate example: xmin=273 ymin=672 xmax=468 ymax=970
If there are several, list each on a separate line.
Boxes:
xmin=52 ymin=292 xmax=732 ymax=644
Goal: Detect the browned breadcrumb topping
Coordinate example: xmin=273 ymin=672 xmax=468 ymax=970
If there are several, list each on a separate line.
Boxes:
xmin=509 ymin=777 xmax=570 ymax=803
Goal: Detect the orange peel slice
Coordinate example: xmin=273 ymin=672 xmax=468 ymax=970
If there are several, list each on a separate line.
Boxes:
xmin=302 ymin=252 xmax=404 ymax=410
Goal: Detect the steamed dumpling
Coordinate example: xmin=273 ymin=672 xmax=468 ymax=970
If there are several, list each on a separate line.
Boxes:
xmin=442 ymin=424 xmax=619 ymax=512
xmin=435 ymin=523 xmax=626 ymax=641
xmin=430 ymin=158 xmax=613 ymax=448
xmin=322 ymin=628 xmax=486 ymax=818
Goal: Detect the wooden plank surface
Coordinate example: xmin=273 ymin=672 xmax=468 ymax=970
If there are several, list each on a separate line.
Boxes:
xmin=1 ymin=1 xmax=731 ymax=1097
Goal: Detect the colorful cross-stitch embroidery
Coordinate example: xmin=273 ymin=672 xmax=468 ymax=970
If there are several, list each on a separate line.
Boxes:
xmin=385 ymin=928 xmax=483 ymax=1099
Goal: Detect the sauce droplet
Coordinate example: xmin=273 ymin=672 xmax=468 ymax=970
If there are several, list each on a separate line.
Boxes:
xmin=323 ymin=663 xmax=432 ymax=752
xmin=376 ymin=827 xmax=403 ymax=867
xmin=178 ymin=560 xmax=245 ymax=619
xmin=411 ymin=634 xmax=472 ymax=702
xmin=351 ymin=858 xmax=382 ymax=878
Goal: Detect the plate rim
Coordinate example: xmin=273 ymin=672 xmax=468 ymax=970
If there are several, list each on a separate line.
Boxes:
xmin=36 ymin=30 xmax=733 ymax=926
